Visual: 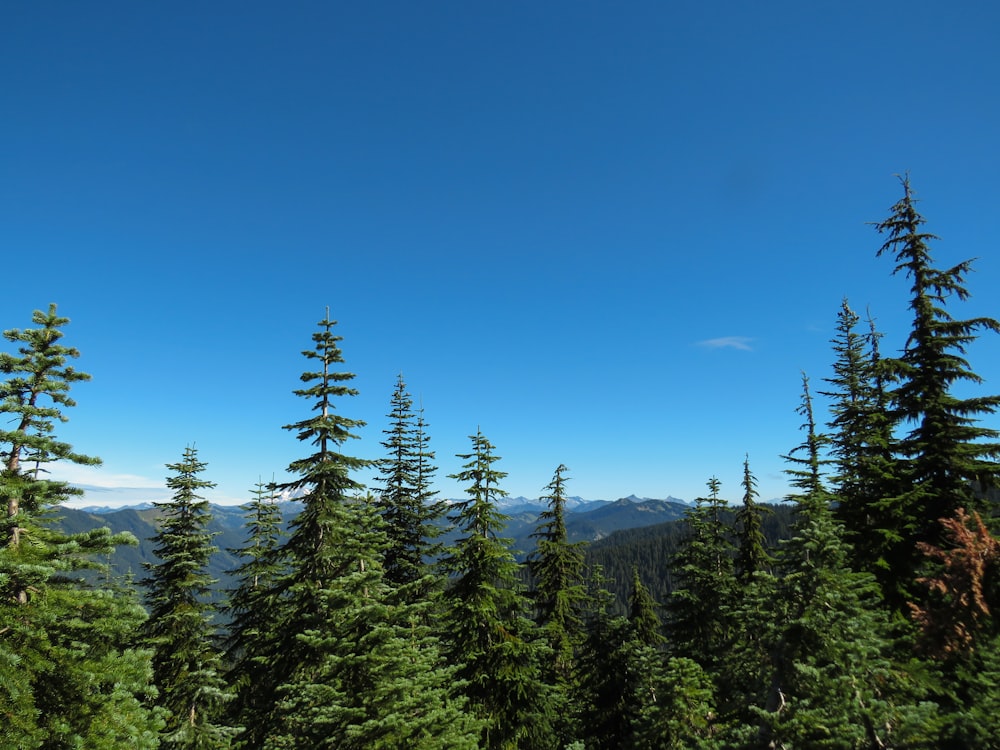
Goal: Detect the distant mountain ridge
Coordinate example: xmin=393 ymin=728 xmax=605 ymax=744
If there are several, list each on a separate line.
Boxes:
xmin=75 ymin=493 xmax=693 ymax=515
xmin=54 ymin=494 xmax=695 ymax=591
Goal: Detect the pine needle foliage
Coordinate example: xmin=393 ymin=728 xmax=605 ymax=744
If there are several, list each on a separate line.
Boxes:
xmin=223 ymin=479 xmax=286 ymax=736
xmin=528 ymin=464 xmax=588 ymax=684
xmin=0 ymin=305 xmax=161 ymax=747
xmin=875 ymin=176 xmax=1000 ymax=593
xmin=442 ymin=430 xmax=557 ymax=750
xmin=373 ymin=374 xmax=447 ymax=591
xmin=755 ymin=377 xmax=937 ymax=749
xmin=666 ymin=476 xmax=737 ymax=678
xmin=244 ymin=312 xmax=478 ymax=749
xmin=142 ymin=446 xmax=238 ymax=749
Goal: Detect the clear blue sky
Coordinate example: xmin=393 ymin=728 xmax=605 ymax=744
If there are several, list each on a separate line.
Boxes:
xmin=4 ymin=2 xmax=999 ymax=507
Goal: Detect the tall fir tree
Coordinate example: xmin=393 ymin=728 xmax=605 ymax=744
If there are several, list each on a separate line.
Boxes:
xmin=527 ymin=464 xmax=589 ymax=746
xmin=631 ymin=565 xmax=716 ymax=750
xmin=0 ymin=304 xmax=162 ymax=748
xmin=734 ymin=455 xmax=771 ymax=583
xmin=372 ymin=374 xmax=446 ymax=592
xmin=223 ymin=479 xmax=286 ymax=740
xmin=244 ymin=312 xmax=478 ymax=749
xmin=142 ymin=446 xmax=238 ymax=749
xmin=527 ymin=465 xmax=587 ymax=682
xmin=876 ymin=176 xmax=1000 ymax=596
xmin=574 ymin=567 xmax=642 ymax=750
xmin=666 ymin=476 xmax=737 ymax=682
xmin=441 ymin=430 xmax=557 ymax=750
xmin=753 ymin=376 xmax=937 ymax=750
xmin=823 ymin=301 xmax=901 ymax=585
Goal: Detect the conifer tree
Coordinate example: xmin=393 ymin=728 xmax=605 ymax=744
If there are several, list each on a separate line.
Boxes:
xmin=142 ymin=446 xmax=237 ymax=749
xmin=754 ymin=376 xmax=937 ymax=749
xmin=0 ymin=305 xmax=161 ymax=747
xmin=247 ymin=312 xmax=478 ymax=749
xmin=223 ymin=479 xmax=285 ymax=739
xmin=734 ymin=455 xmax=771 ymax=582
xmin=823 ymin=301 xmax=900 ymax=583
xmin=875 ymin=177 xmax=1000 ymax=593
xmin=373 ymin=374 xmax=446 ymax=591
xmin=666 ymin=476 xmax=736 ymax=680
xmin=528 ymin=465 xmax=587 ymax=687
xmin=574 ymin=567 xmax=642 ymax=750
xmin=441 ymin=430 xmax=556 ymax=749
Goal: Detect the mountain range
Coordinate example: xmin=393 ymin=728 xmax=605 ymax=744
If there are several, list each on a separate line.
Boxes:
xmin=54 ymin=495 xmax=694 ymax=595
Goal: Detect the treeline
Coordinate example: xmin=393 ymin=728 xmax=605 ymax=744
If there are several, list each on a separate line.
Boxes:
xmin=583 ymin=503 xmax=795 ymax=615
xmin=3 ymin=177 xmax=1000 ymax=748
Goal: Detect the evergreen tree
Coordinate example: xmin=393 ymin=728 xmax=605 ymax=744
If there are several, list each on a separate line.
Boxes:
xmin=527 ymin=464 xmax=587 ymax=688
xmin=823 ymin=301 xmax=900 ymax=584
xmin=734 ymin=455 xmax=771 ymax=582
xmin=0 ymin=304 xmax=161 ymax=748
xmin=754 ymin=376 xmax=937 ymax=749
xmin=267 ymin=493 xmax=481 ymax=750
xmin=249 ymin=312 xmax=478 ymax=749
xmin=142 ymin=447 xmax=237 ymax=749
xmin=372 ymin=374 xmax=446 ymax=591
xmin=574 ymin=567 xmax=642 ymax=750
xmin=441 ymin=430 xmax=556 ymax=750
xmin=1 ymin=304 xmax=101 ymax=596
xmin=876 ymin=176 xmax=1000 ymax=593
xmin=628 ymin=564 xmax=663 ymax=647
xmin=666 ymin=476 xmax=737 ymax=680
xmin=223 ymin=479 xmax=285 ymax=740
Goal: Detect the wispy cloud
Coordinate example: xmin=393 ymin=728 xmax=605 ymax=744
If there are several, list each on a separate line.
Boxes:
xmin=47 ymin=463 xmax=163 ymax=489
xmin=697 ymin=336 xmax=754 ymax=351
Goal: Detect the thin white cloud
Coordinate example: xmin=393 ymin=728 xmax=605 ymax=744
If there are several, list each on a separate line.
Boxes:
xmin=697 ymin=336 xmax=754 ymax=351
xmin=46 ymin=463 xmax=163 ymax=489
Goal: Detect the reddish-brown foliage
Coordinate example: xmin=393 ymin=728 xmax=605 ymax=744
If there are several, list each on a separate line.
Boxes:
xmin=909 ymin=508 xmax=999 ymax=658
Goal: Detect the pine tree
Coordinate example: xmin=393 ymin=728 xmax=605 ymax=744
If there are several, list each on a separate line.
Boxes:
xmin=266 ymin=494 xmax=481 ymax=750
xmin=223 ymin=479 xmax=286 ymax=741
xmin=441 ymin=430 xmax=557 ymax=750
xmin=754 ymin=376 xmax=937 ymax=749
xmin=142 ymin=446 xmax=238 ymax=749
xmin=823 ymin=301 xmax=900 ymax=584
xmin=527 ymin=465 xmax=587 ymax=687
xmin=666 ymin=476 xmax=736 ymax=681
xmin=248 ymin=312 xmax=478 ymax=749
xmin=0 ymin=304 xmax=161 ymax=747
xmin=734 ymin=455 xmax=771 ymax=583
xmin=876 ymin=176 xmax=1000 ymax=594
xmin=1 ymin=304 xmax=101 ymax=594
xmin=574 ymin=567 xmax=642 ymax=750
xmin=372 ymin=374 xmax=446 ymax=592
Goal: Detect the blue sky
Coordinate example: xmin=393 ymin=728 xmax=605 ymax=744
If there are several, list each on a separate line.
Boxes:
xmin=4 ymin=2 xmax=999 ymax=507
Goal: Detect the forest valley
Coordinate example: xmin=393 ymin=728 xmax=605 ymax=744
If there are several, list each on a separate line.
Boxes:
xmin=4 ymin=177 xmax=1000 ymax=749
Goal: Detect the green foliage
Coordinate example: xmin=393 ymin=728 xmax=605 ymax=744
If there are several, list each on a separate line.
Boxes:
xmin=753 ymin=379 xmax=938 ymax=749
xmin=875 ymin=176 xmax=1000 ymax=599
xmin=372 ymin=374 xmax=447 ymax=591
xmin=823 ymin=300 xmax=901 ymax=588
xmin=734 ymin=455 xmax=771 ymax=582
xmin=528 ymin=466 xmax=587 ymax=672
xmin=666 ymin=477 xmax=737 ymax=679
xmin=223 ymin=479 xmax=286 ymax=740
xmin=142 ymin=446 xmax=238 ymax=748
xmin=245 ymin=312 xmax=477 ymax=749
xmin=442 ymin=431 xmax=557 ymax=749
xmin=0 ymin=305 xmax=161 ymax=747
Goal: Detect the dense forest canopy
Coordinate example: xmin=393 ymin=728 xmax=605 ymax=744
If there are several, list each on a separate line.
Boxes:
xmin=3 ymin=179 xmax=1000 ymax=748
